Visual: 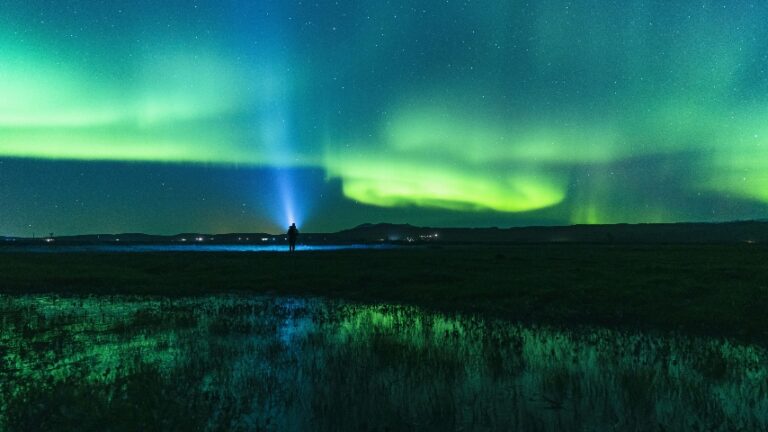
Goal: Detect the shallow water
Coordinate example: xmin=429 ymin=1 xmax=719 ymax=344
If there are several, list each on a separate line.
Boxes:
xmin=0 ymin=243 xmax=396 ymax=253
xmin=1 ymin=295 xmax=766 ymax=431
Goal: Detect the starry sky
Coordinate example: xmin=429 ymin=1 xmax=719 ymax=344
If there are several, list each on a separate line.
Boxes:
xmin=2 ymin=1 xmax=768 ymax=235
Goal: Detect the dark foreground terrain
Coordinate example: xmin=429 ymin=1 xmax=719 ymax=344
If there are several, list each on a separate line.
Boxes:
xmin=2 ymin=244 xmax=767 ymax=342
xmin=4 ymin=295 xmax=766 ymax=431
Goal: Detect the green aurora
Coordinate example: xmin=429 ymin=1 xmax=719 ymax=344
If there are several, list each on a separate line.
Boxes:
xmin=2 ymin=1 xmax=768 ymax=232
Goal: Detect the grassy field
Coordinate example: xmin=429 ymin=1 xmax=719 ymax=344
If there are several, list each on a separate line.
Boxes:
xmin=2 ymin=244 xmax=768 ymax=342
xmin=5 ymin=296 xmax=765 ymax=431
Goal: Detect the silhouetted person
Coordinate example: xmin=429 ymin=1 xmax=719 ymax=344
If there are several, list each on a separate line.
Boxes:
xmin=287 ymin=223 xmax=299 ymax=252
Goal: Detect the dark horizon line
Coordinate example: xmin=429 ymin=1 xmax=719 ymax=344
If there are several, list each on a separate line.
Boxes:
xmin=4 ymin=219 xmax=768 ymax=240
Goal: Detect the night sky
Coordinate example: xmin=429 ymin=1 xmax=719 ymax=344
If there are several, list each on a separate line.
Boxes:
xmin=2 ymin=1 xmax=768 ymax=235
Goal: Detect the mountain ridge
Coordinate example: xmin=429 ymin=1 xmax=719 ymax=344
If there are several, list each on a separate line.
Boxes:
xmin=4 ymin=220 xmax=768 ymax=245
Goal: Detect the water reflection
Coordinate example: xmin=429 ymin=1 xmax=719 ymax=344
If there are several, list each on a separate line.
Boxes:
xmin=1 ymin=295 xmax=766 ymax=431
xmin=2 ymin=244 xmax=397 ymax=253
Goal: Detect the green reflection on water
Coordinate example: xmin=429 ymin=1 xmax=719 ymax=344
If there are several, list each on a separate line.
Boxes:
xmin=1 ymin=295 xmax=766 ymax=431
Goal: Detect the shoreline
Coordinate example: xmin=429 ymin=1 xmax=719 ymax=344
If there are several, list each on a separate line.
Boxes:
xmin=2 ymin=244 xmax=767 ymax=344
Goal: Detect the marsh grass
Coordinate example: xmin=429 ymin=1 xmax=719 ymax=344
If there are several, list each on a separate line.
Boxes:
xmin=3 ymin=245 xmax=768 ymax=343
xmin=1 ymin=295 xmax=767 ymax=431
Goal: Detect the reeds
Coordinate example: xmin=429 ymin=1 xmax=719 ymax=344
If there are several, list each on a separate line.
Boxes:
xmin=1 ymin=294 xmax=766 ymax=431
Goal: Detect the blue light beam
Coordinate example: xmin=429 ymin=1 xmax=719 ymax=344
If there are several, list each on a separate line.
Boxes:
xmin=260 ymin=101 xmax=304 ymax=229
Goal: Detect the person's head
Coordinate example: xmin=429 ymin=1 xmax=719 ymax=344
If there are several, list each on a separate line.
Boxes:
xmin=291 ymin=223 xmax=296 ymax=227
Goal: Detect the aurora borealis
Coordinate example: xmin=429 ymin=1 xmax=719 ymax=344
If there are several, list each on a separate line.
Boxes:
xmin=3 ymin=1 xmax=768 ymax=234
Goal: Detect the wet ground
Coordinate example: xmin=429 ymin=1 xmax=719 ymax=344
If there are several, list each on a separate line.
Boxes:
xmin=0 ymin=243 xmax=396 ymax=253
xmin=2 ymin=295 xmax=766 ymax=431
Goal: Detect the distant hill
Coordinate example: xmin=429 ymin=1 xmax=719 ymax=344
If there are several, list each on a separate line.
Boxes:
xmin=326 ymin=221 xmax=768 ymax=244
xmin=4 ymin=221 xmax=768 ymax=245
